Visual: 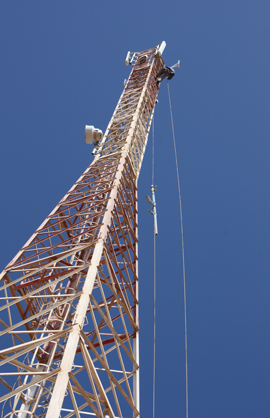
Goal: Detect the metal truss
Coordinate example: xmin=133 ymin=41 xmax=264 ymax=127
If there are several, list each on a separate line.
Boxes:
xmin=0 ymin=45 xmax=164 ymax=418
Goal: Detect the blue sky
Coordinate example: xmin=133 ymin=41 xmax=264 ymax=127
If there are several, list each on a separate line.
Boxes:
xmin=1 ymin=1 xmax=270 ymax=417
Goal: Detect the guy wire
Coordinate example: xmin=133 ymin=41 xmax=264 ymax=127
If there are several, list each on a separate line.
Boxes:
xmin=167 ymin=80 xmax=189 ymax=418
xmin=152 ymin=116 xmax=157 ymax=418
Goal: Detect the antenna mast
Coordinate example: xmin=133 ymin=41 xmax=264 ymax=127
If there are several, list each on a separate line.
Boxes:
xmin=0 ymin=44 xmax=166 ymax=417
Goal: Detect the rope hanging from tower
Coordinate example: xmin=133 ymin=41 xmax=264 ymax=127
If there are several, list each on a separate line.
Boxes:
xmin=147 ymin=62 xmax=187 ymax=418
xmin=167 ymin=80 xmax=189 ymax=418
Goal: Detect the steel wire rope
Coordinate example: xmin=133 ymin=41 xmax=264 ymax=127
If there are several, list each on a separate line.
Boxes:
xmin=167 ymin=80 xmax=189 ymax=418
xmin=152 ymin=116 xmax=157 ymax=418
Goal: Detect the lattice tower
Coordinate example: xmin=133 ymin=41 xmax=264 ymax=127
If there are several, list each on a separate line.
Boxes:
xmin=0 ymin=45 xmax=164 ymax=418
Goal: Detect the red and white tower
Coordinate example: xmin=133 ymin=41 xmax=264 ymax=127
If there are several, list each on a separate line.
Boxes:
xmin=0 ymin=43 xmax=166 ymax=418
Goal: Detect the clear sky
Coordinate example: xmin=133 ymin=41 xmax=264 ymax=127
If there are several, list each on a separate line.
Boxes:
xmin=0 ymin=1 xmax=270 ymax=417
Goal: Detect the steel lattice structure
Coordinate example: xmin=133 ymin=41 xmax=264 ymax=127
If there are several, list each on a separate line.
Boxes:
xmin=0 ymin=45 xmax=164 ymax=418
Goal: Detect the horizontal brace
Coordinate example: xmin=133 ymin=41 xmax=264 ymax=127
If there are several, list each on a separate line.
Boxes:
xmin=0 ymin=367 xmax=61 ymax=403
xmin=0 ymin=294 xmax=79 ymax=301
xmin=0 ymin=292 xmax=80 ymax=337
xmin=0 ymin=326 xmax=72 ymax=357
xmin=61 ymin=408 xmax=120 ymax=417
xmin=0 ymin=261 xmax=91 ymax=313
xmin=1 ymin=244 xmax=92 ymax=290
xmin=0 ymin=372 xmax=50 ymax=376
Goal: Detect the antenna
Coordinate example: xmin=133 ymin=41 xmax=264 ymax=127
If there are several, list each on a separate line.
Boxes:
xmin=146 ymin=195 xmax=153 ymax=205
xmin=125 ymin=51 xmax=131 ymax=66
xmin=156 ymin=41 xmax=166 ymax=57
xmin=85 ymin=125 xmax=103 ymax=155
xmin=146 ymin=185 xmax=158 ymax=235
xmin=171 ymin=60 xmax=180 ymax=69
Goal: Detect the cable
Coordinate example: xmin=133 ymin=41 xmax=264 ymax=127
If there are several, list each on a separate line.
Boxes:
xmin=152 ymin=116 xmax=157 ymax=418
xmin=153 ymin=232 xmax=156 ymax=418
xmin=152 ymin=115 xmax=155 ymax=185
xmin=167 ymin=80 xmax=189 ymax=418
